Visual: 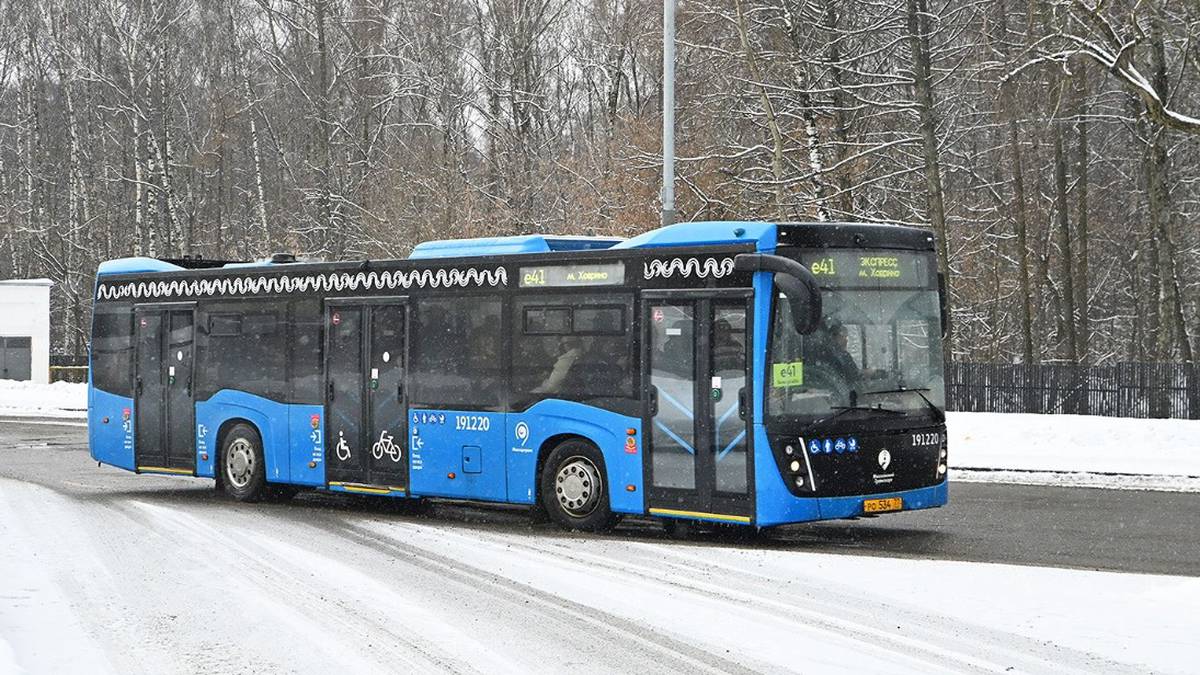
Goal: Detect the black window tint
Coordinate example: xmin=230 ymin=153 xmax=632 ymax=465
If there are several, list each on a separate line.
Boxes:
xmin=512 ymin=295 xmax=634 ymax=412
xmin=524 ymin=307 xmax=571 ymax=334
xmin=411 ymin=296 xmax=504 ymax=409
xmin=243 ymin=314 xmax=277 ymax=335
xmin=573 ymin=306 xmax=624 ymax=334
xmin=290 ymin=300 xmax=323 ymax=402
xmin=91 ymin=304 xmax=134 ymax=396
xmin=209 ymin=314 xmax=241 ymax=336
xmin=196 ymin=301 xmax=287 ymax=400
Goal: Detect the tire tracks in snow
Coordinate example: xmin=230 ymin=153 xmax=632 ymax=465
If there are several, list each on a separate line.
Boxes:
xmin=302 ymin=512 xmax=761 ymax=675
xmin=414 ymin=523 xmax=1139 ymax=675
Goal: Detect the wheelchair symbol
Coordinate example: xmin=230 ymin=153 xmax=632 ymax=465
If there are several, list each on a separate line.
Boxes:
xmin=335 ymin=431 xmax=351 ymax=461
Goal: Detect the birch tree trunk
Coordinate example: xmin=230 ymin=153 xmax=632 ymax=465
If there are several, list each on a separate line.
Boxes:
xmin=733 ymin=0 xmax=788 ymax=219
xmin=1053 ymin=120 xmax=1077 ymax=363
xmin=904 ymin=0 xmax=953 ymax=359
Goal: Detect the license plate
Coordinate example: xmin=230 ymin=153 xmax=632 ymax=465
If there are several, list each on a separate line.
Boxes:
xmin=863 ymin=497 xmax=903 ymax=514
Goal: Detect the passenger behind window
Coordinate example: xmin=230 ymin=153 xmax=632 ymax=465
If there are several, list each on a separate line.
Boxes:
xmin=533 ymin=336 xmax=585 ymax=394
xmin=713 ymin=318 xmax=744 ymax=373
xmin=656 ymin=320 xmax=693 ymax=377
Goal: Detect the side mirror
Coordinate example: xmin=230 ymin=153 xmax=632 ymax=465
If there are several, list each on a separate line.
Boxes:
xmin=734 ymin=253 xmax=822 ymax=335
xmin=937 ymin=272 xmax=949 ymax=338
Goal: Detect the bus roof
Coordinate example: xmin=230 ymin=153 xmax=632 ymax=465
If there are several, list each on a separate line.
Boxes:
xmin=408 ymin=234 xmax=621 ymax=259
xmin=612 ymin=220 xmax=776 ymax=250
xmin=94 ymin=221 xmax=933 ymax=277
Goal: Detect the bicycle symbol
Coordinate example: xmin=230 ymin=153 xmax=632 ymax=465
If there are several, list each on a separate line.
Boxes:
xmin=335 ymin=431 xmax=351 ymax=461
xmin=372 ymin=430 xmax=402 ymax=463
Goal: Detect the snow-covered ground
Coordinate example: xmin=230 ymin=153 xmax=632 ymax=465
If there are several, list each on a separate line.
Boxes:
xmin=1 ymin=379 xmax=1196 ymax=489
xmin=0 ymin=379 xmax=86 ymax=419
xmin=0 ymin=476 xmax=1196 ymax=674
xmin=948 ymin=411 xmax=1200 ymax=491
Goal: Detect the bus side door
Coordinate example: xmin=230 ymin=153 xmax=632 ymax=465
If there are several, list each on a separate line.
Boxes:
xmin=324 ymin=299 xmax=409 ymax=492
xmin=133 ymin=305 xmax=196 ymax=473
xmin=643 ymin=291 xmax=753 ymax=524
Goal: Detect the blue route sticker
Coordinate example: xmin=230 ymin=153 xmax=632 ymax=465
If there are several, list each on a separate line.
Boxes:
xmin=809 ymin=439 xmax=822 ymax=454
xmin=848 ymin=437 xmax=858 ymax=453
xmin=834 ymin=438 xmax=847 ymax=453
xmin=823 ymin=439 xmax=833 ymax=454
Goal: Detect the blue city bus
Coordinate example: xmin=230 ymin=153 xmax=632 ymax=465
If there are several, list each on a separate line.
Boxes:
xmin=87 ymin=221 xmax=949 ymax=530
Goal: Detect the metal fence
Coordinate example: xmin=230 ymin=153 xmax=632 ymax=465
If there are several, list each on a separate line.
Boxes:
xmin=947 ymin=362 xmax=1200 ymax=420
xmin=49 ymin=355 xmax=88 ymax=384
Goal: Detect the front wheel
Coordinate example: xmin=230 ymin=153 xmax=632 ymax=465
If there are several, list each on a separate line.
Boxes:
xmin=220 ymin=423 xmax=267 ymax=502
xmin=540 ymin=440 xmax=618 ymax=532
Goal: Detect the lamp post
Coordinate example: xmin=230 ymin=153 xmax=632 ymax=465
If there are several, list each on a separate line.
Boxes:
xmin=661 ymin=0 xmax=676 ymax=226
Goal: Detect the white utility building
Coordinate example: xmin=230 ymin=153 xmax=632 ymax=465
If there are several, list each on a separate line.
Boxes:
xmin=0 ymin=279 xmax=52 ymax=383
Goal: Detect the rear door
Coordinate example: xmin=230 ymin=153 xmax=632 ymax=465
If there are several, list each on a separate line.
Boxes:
xmin=324 ymin=299 xmax=409 ymax=490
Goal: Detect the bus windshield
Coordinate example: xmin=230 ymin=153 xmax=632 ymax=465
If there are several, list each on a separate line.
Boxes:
xmin=768 ymin=249 xmax=945 ymax=424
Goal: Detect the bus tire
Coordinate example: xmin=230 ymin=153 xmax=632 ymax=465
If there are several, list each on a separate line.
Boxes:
xmin=220 ymin=423 xmax=267 ymax=502
xmin=540 ymin=439 xmax=618 ymax=532
xmin=265 ymin=484 xmax=300 ymax=502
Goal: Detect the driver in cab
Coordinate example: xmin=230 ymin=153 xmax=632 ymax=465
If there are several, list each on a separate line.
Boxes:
xmin=823 ymin=322 xmax=886 ymax=388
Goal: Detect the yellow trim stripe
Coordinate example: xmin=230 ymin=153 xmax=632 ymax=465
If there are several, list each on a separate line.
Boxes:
xmin=649 ymin=508 xmax=752 ymax=524
xmin=138 ymin=466 xmax=193 ymax=475
xmin=328 ymin=482 xmax=406 ymax=495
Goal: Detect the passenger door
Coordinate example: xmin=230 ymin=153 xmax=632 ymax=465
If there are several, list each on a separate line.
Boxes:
xmin=324 ymin=299 xmax=409 ymax=490
xmin=643 ymin=292 xmax=753 ymax=523
xmin=133 ymin=305 xmax=196 ymax=473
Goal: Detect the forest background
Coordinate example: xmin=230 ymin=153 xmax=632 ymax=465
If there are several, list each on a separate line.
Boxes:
xmin=0 ymin=0 xmax=1197 ymax=365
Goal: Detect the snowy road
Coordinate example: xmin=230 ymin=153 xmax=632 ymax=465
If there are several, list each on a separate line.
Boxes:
xmin=2 ymin=420 xmax=1198 ymax=674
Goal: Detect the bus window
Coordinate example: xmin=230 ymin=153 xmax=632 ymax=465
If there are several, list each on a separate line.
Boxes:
xmin=290 ymin=299 xmax=323 ymax=403
xmin=512 ymin=296 xmax=634 ymax=412
xmin=410 ymin=296 xmax=504 ymax=409
xmin=196 ymin=301 xmax=288 ymax=401
xmin=91 ymin=303 xmax=134 ymax=396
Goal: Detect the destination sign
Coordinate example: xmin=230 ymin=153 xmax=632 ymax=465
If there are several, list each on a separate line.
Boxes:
xmin=800 ymin=250 xmax=931 ymax=287
xmin=519 ymin=262 xmax=625 ymax=288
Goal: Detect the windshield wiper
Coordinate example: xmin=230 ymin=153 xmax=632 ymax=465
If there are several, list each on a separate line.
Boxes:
xmin=813 ymin=403 xmax=908 ymax=427
xmin=862 ymin=386 xmax=946 ymax=423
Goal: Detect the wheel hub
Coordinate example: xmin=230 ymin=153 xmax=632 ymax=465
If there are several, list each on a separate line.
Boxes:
xmin=226 ymin=438 xmax=254 ymax=488
xmin=555 ymin=457 xmax=600 ymax=517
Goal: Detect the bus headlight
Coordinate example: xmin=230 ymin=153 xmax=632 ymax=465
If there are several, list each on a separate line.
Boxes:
xmin=789 ymin=460 xmax=801 ymax=473
xmin=937 ymin=463 xmax=947 ymax=476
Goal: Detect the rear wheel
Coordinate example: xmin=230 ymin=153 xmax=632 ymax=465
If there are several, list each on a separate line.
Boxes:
xmin=220 ymin=423 xmax=267 ymax=502
xmin=265 ymin=484 xmax=300 ymax=502
xmin=540 ymin=439 xmax=618 ymax=532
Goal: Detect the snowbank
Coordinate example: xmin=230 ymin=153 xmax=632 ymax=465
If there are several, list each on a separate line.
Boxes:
xmin=949 ymin=411 xmax=1200 ymax=491
xmin=0 ymin=379 xmax=86 ymax=419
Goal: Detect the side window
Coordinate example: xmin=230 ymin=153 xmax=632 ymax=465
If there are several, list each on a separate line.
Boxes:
xmin=208 ymin=314 xmax=241 ymax=337
xmin=512 ymin=294 xmax=635 ymax=413
xmin=290 ymin=299 xmax=323 ymax=403
xmin=573 ymin=306 xmax=624 ymax=335
xmin=196 ymin=301 xmax=287 ymax=400
xmin=91 ymin=303 xmax=134 ymax=396
xmin=410 ymin=296 xmax=505 ymax=409
xmin=524 ymin=307 xmax=571 ymax=334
